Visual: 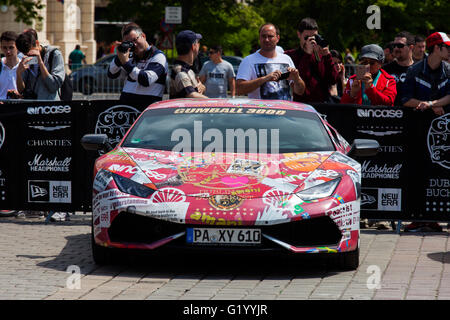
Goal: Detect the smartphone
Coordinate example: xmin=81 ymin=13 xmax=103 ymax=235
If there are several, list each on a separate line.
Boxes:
xmin=355 ymin=64 xmax=369 ymax=80
xmin=26 ymin=56 xmax=38 ymax=65
xmin=279 ymin=72 xmax=290 ymax=80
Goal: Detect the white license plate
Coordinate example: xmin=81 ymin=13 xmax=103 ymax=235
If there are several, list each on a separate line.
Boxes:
xmin=186 ymin=228 xmax=261 ymax=245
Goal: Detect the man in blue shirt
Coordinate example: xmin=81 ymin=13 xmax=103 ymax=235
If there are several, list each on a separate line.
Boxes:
xmin=403 ymin=32 xmax=449 ymax=116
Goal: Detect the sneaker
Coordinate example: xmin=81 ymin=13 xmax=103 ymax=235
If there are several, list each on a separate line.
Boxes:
xmin=360 ymin=218 xmax=368 ymax=229
xmin=0 ymin=210 xmax=16 ymax=217
xmin=50 ymin=212 xmax=67 ymax=222
xmin=374 ymin=222 xmax=389 ymax=230
xmin=404 ymin=222 xmax=442 ymax=232
xmin=15 ymin=211 xmax=26 ymax=219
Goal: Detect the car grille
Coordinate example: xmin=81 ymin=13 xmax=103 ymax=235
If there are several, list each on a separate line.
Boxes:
xmin=108 ymin=212 xmax=342 ymax=248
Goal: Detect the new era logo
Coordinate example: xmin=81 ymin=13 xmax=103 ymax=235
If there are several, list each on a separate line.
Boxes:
xmin=30 ymin=185 xmax=48 ymax=198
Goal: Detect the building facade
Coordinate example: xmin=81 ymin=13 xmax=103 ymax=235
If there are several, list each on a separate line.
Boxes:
xmin=0 ymin=0 xmax=96 ymax=66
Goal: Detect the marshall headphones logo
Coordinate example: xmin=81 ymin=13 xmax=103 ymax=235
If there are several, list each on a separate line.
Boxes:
xmin=427 ymin=114 xmax=449 ymax=170
xmin=95 ymin=105 xmax=140 ymax=149
xmin=0 ymin=121 xmax=4 ymax=150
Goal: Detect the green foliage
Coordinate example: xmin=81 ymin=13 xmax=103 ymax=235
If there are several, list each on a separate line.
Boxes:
xmin=0 ymin=0 xmax=45 ymax=26
xmin=101 ymin=0 xmax=448 ymax=57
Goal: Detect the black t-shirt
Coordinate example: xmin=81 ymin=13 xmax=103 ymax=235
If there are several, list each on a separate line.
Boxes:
xmin=383 ymin=60 xmax=412 ymax=106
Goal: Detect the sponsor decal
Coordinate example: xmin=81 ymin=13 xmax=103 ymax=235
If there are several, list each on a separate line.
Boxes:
xmin=0 ymin=121 xmax=5 ymax=150
xmin=326 ymin=200 xmax=360 ymax=231
xmin=28 ymin=154 xmax=71 ymax=172
xmin=378 ymin=145 xmax=403 ymax=153
xmin=28 ymin=180 xmax=71 ymax=203
xmin=27 ymin=120 xmax=71 ymax=132
xmin=227 ymin=159 xmax=264 ymax=176
xmin=27 ymin=139 xmax=72 ymax=147
xmin=357 ymin=109 xmax=403 ymax=118
xmin=27 ymin=105 xmax=71 ymax=115
xmin=208 ymin=194 xmax=244 ymax=211
xmin=95 ymin=105 xmax=140 ymax=148
xmin=361 ymin=188 xmax=401 ymax=211
xmin=427 ymin=114 xmax=449 ymax=170
xmin=426 ymin=178 xmax=450 ymax=198
xmin=174 ymin=107 xmax=286 ymax=115
xmin=361 ymin=161 xmax=402 ymax=179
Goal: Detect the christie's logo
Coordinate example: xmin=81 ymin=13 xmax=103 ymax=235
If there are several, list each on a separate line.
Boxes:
xmin=357 ymin=109 xmax=403 ymax=118
xmin=27 ymin=105 xmax=71 ymax=115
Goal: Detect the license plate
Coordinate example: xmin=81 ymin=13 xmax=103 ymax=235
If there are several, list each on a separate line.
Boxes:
xmin=186 ymin=228 xmax=261 ymax=245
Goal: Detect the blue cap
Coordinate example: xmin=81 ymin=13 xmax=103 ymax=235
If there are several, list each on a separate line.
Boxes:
xmin=176 ymin=30 xmax=202 ymax=47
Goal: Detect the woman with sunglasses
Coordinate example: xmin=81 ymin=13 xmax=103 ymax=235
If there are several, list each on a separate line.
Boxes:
xmin=341 ymin=44 xmax=397 ymax=106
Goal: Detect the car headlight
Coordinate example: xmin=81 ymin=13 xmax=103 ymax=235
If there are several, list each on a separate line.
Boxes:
xmin=112 ymin=172 xmax=155 ymax=198
xmin=296 ymin=178 xmax=340 ymax=201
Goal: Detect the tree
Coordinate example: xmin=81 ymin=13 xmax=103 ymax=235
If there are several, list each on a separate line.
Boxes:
xmin=104 ymin=0 xmax=264 ymax=56
xmin=0 ymin=0 xmax=45 ymax=26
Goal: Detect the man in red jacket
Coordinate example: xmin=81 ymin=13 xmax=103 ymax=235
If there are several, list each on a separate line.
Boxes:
xmin=341 ymin=44 xmax=397 ymax=106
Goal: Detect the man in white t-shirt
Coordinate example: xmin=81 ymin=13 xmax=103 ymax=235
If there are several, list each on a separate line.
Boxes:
xmin=236 ymin=23 xmax=305 ymax=100
xmin=0 ymin=31 xmax=21 ymax=99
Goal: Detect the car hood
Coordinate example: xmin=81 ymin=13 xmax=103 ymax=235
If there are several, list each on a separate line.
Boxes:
xmin=102 ymin=147 xmax=358 ymax=199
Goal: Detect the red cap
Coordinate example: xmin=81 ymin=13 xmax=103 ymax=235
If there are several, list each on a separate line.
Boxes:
xmin=426 ymin=32 xmax=450 ymax=48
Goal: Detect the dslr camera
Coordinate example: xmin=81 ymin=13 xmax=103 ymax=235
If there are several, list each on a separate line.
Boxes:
xmin=117 ymin=41 xmax=135 ymax=53
xmin=314 ymin=34 xmax=328 ymax=48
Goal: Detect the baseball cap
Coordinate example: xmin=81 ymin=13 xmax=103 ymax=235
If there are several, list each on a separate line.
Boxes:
xmin=426 ymin=32 xmax=450 ymax=48
xmin=176 ymin=30 xmax=202 ymax=47
xmin=360 ymin=44 xmax=385 ymax=62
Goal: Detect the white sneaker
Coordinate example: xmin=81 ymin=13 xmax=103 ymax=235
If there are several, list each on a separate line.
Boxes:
xmin=50 ymin=212 xmax=67 ymax=222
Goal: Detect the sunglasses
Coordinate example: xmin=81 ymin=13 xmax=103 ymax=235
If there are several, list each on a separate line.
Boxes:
xmin=393 ymin=43 xmax=406 ymax=49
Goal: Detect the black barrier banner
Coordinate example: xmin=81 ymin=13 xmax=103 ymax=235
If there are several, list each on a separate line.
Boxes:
xmin=0 ymin=100 xmax=448 ymax=221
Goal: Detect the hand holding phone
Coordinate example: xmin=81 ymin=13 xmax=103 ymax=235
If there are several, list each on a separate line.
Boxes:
xmin=355 ymin=64 xmax=369 ymax=80
xmin=26 ymin=56 xmax=38 ymax=65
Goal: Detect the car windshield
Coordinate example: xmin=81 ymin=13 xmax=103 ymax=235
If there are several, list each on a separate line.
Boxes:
xmin=122 ymin=107 xmax=335 ymax=153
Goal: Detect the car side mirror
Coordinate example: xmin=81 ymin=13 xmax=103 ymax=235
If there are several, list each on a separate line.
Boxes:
xmin=348 ymin=139 xmax=379 ymax=157
xmin=81 ymin=134 xmax=113 ymax=152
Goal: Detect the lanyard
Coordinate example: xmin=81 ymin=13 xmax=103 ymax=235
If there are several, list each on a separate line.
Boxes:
xmin=362 ymin=70 xmax=381 ymax=105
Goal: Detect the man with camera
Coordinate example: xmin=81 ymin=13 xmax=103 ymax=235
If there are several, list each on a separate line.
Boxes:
xmin=15 ymin=30 xmax=65 ymax=100
xmin=108 ymin=23 xmax=168 ymax=106
xmin=285 ymin=17 xmax=340 ymax=103
xmin=236 ymin=23 xmax=305 ymax=100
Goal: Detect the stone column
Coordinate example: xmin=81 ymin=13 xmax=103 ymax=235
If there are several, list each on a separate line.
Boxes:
xmin=79 ymin=0 xmax=96 ymax=64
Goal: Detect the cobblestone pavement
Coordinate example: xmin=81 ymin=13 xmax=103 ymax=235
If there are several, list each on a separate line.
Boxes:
xmin=0 ymin=213 xmax=449 ymax=300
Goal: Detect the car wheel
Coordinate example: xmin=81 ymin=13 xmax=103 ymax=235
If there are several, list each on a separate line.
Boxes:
xmin=336 ymin=247 xmax=360 ymax=270
xmin=80 ymin=77 xmax=95 ymax=95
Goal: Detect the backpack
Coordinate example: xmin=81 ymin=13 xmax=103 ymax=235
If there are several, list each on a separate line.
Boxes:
xmin=48 ymin=49 xmax=73 ymax=101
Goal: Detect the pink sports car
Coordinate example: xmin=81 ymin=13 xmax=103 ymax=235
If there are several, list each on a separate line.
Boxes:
xmin=82 ymin=99 xmax=379 ymax=269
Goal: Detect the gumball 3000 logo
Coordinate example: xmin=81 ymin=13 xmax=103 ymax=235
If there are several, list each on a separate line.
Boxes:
xmin=95 ymin=105 xmax=140 ymax=148
xmin=427 ymin=114 xmax=449 ymax=170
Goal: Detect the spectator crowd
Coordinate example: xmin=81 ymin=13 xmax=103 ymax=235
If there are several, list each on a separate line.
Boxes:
xmin=0 ymin=20 xmax=449 ymax=228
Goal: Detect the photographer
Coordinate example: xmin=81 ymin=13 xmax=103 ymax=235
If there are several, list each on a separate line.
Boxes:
xmin=108 ymin=23 xmax=168 ymax=106
xmin=15 ymin=30 xmax=65 ymax=100
xmin=285 ymin=17 xmax=339 ymax=103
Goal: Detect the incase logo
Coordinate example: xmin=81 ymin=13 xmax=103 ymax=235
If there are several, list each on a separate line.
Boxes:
xmin=357 ymin=109 xmax=403 ymax=118
xmin=27 ymin=105 xmax=71 ymax=115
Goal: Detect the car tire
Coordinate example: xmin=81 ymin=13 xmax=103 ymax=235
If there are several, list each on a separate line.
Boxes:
xmin=336 ymin=247 xmax=360 ymax=270
xmin=80 ymin=77 xmax=95 ymax=95
xmin=91 ymin=221 xmax=112 ymax=265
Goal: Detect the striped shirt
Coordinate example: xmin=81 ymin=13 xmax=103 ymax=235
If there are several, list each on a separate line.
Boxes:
xmin=108 ymin=45 xmax=168 ymax=106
